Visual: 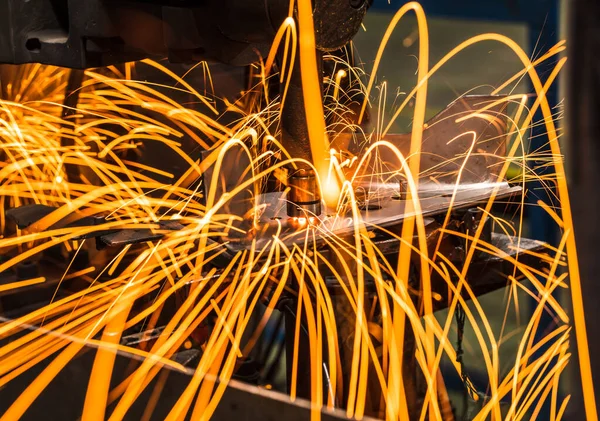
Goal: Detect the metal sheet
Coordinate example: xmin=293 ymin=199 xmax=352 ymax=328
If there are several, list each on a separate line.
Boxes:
xmin=225 ymin=182 xmax=521 ymax=251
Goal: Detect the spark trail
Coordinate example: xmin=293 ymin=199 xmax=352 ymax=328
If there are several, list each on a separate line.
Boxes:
xmin=0 ymin=2 xmax=595 ymax=421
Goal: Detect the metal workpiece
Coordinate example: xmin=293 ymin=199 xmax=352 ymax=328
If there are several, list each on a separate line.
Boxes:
xmin=286 ymin=168 xmax=323 ymax=217
xmin=251 ymin=182 xmax=521 ymax=251
xmin=5 ymin=180 xmax=521 ymax=255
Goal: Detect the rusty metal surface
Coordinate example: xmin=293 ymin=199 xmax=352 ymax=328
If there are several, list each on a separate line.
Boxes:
xmin=332 ymin=95 xmax=508 ymax=186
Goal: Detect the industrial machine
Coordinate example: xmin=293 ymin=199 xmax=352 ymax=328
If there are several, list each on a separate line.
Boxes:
xmin=0 ymin=0 xmax=369 ymax=175
xmin=0 ymin=1 xmax=549 ymax=419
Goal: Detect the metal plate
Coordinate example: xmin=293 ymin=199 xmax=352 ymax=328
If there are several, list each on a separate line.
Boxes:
xmin=224 ymin=182 xmax=521 ymax=252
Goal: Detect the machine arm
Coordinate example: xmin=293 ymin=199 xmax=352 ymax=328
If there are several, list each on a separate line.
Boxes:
xmin=0 ymin=0 xmax=370 ymax=69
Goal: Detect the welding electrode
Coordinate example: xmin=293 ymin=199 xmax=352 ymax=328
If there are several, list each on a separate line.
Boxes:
xmin=287 ymin=169 xmax=322 ymax=217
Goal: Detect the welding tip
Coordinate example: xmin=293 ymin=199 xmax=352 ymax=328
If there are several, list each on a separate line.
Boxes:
xmin=287 ymin=169 xmax=322 ymax=218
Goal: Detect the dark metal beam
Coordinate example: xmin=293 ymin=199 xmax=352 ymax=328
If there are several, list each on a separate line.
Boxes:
xmin=566 ymin=0 xmax=600 ymax=419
